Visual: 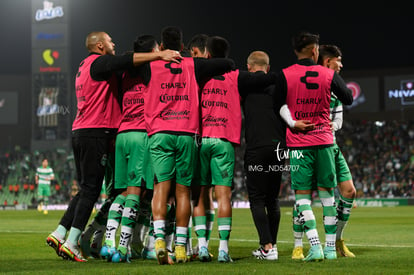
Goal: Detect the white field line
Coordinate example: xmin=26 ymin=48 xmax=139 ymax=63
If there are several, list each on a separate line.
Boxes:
xmin=2 ymin=230 xmax=413 ymax=248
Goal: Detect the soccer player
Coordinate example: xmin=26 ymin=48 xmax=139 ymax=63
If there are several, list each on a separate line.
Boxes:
xmin=35 ymin=158 xmax=54 ymax=215
xmin=46 ymin=31 xmax=181 ymax=262
xmin=318 ymin=45 xmax=356 ymax=257
xmin=138 ymin=26 xmax=235 ymax=264
xmin=107 ymin=35 xmax=160 ymax=263
xmin=187 ymin=33 xmax=216 ymax=260
xmin=282 ymin=44 xmax=357 ymax=259
xmin=276 ymin=31 xmax=353 ymax=261
xmin=242 ymin=51 xmax=284 ymax=260
xmin=196 ymin=37 xmax=278 ymax=263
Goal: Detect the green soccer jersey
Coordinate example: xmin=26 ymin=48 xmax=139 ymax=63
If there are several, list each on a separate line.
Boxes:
xmin=36 ymin=166 xmax=54 ymax=185
xmin=330 ymin=93 xmax=343 ymax=142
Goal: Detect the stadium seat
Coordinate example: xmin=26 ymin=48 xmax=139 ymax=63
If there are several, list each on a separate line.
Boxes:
xmin=14 ymin=184 xmax=20 ymax=195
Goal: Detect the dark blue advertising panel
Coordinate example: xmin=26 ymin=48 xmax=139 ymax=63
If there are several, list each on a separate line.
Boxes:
xmin=384 ymin=75 xmax=414 ymax=110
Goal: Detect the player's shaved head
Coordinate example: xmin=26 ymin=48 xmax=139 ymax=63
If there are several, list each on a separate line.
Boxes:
xmin=85 ymin=31 xmax=106 ymax=51
xmin=246 ymin=50 xmax=270 ymax=73
xmin=247 ymin=51 xmax=269 ymax=66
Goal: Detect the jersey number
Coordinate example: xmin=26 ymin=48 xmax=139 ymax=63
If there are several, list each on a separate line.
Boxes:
xmin=300 ymin=71 xmax=319 ymax=90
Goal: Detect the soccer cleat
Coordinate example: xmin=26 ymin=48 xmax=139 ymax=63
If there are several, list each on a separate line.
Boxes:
xmin=142 ymin=247 xmax=157 ymax=260
xmin=168 ymin=251 xmax=176 ymax=265
xmin=100 ymin=244 xmax=116 ymax=261
xmin=292 ymin=246 xmax=305 ymax=260
xmin=323 ymin=246 xmax=337 ymax=260
xmin=252 ymin=246 xmax=263 ymax=257
xmin=59 ymin=241 xmax=87 ymax=262
xmin=198 ymin=246 xmax=212 ymax=262
xmin=175 ymin=245 xmax=187 ymax=263
xmin=303 ymin=244 xmax=324 ymax=262
xmin=46 ymin=233 xmax=64 ymax=256
xmin=218 ymin=250 xmax=233 ymax=263
xmin=155 ymin=239 xmax=168 ymax=265
xmin=192 ymin=245 xmax=214 ymax=260
xmin=255 ymin=247 xmax=278 ymax=260
xmin=78 ymin=234 xmax=91 ymax=259
xmin=37 ymin=204 xmax=43 ymax=212
xmin=336 ymin=239 xmax=355 ymax=257
xmin=111 ymin=249 xmax=131 ymax=263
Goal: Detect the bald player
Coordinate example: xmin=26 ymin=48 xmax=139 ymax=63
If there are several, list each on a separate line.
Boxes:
xmin=242 ymin=51 xmax=284 ymax=261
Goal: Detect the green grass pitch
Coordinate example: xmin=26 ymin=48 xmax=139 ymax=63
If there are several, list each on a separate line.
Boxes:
xmin=0 ymin=206 xmax=413 ymax=274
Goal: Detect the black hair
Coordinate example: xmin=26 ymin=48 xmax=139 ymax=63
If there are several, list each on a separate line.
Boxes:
xmin=317 ymin=44 xmax=342 ymax=65
xmin=292 ymin=31 xmax=320 ymax=52
xmin=187 ymin=34 xmax=209 ymax=53
xmin=133 ymin=35 xmax=157 ymax=53
xmin=161 ymin=26 xmax=183 ymax=51
xmin=206 ymin=36 xmax=230 ymax=58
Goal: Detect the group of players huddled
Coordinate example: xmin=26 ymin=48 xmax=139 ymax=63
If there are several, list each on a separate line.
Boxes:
xmin=45 ymin=26 xmax=356 ymax=265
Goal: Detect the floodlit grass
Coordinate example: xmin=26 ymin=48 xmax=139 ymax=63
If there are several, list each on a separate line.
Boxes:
xmin=0 ymin=206 xmax=413 ymax=274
